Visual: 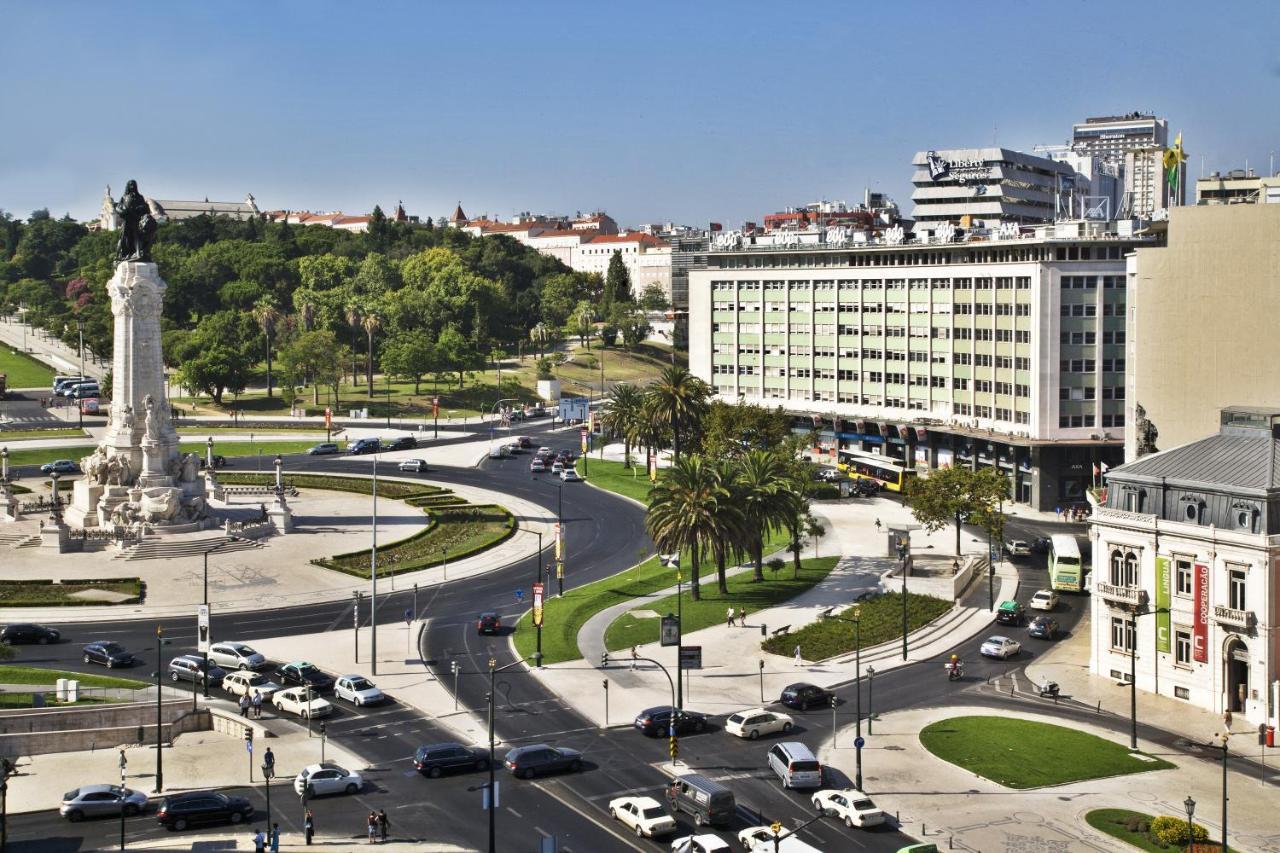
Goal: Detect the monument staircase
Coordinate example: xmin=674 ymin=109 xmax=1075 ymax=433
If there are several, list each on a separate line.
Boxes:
xmin=0 ymin=531 xmax=40 ymax=548
xmin=114 ymin=534 xmax=264 ymax=562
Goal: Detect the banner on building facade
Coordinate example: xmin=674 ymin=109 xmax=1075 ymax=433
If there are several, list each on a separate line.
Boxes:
xmin=1193 ymin=562 xmax=1209 ymax=663
xmin=1155 ymin=556 xmax=1171 ymax=653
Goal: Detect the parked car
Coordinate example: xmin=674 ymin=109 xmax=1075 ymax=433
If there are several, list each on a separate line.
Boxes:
xmin=156 ymin=791 xmax=253 ymax=831
xmin=413 ymin=742 xmax=489 ymax=777
xmin=52 ymin=375 xmax=87 ymax=393
xmin=671 ymin=834 xmax=732 ymax=853
xmin=980 ymin=635 xmax=1022 ymax=659
xmin=1004 ymin=539 xmax=1031 ymax=557
xmin=1029 ymin=589 xmax=1059 ymax=611
xmin=274 ymin=661 xmax=334 ymax=692
xmin=293 ymin=763 xmax=362 ymax=797
xmin=61 ymin=784 xmax=148 ymax=821
xmin=634 ymin=706 xmax=707 ymax=737
xmin=221 ymin=670 xmax=281 ymax=700
xmin=477 ymin=612 xmax=501 ymax=635
xmin=1 ymin=623 xmax=60 ymax=645
xmin=82 ymin=641 xmax=134 ymax=668
xmin=168 ymin=655 xmax=226 ymax=687
xmin=66 ymin=383 xmax=100 ymax=400
xmin=812 ymin=788 xmax=885 ymax=829
xmin=307 ymin=443 xmax=340 ymax=456
xmin=397 ymin=458 xmax=429 ymax=473
xmin=994 ymin=600 xmax=1025 ymax=626
xmin=779 ymin=682 xmax=833 ymax=711
xmin=347 ymin=438 xmax=381 ymax=455
xmin=609 ymin=795 xmax=677 ymax=838
xmin=560 ymin=468 xmax=582 ymax=482
xmin=1028 ymin=615 xmax=1061 ymax=640
xmin=385 ymin=436 xmax=417 ymax=451
xmin=334 ymin=674 xmax=384 ymax=706
xmin=529 ymin=458 xmax=546 ymax=473
xmin=207 ymin=641 xmax=266 ymax=671
xmin=41 ymin=459 xmax=80 ymax=475
xmin=503 ymin=744 xmax=583 ymax=779
xmin=272 ymin=686 xmax=333 ymax=719
xmin=724 ymin=708 xmax=793 ymax=740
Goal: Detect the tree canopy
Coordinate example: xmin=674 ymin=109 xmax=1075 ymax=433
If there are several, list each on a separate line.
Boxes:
xmin=904 ymin=466 xmax=1009 ymax=556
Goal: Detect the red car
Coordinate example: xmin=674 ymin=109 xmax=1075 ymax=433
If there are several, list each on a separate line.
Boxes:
xmin=477 ymin=612 xmax=501 ymax=634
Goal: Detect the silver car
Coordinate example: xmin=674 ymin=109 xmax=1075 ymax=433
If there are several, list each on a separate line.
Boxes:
xmin=208 ymin=642 xmax=266 ymax=671
xmin=61 ymin=784 xmax=148 ymax=821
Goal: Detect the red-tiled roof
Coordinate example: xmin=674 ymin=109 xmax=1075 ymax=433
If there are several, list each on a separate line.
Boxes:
xmin=451 ymin=204 xmax=467 ymax=222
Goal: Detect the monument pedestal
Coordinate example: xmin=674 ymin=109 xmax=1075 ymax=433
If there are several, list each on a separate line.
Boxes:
xmin=64 ymin=480 xmax=105 ymax=528
xmin=40 ymin=519 xmax=70 ymax=551
xmin=0 ymin=485 xmax=19 ymax=523
xmin=268 ymin=497 xmax=294 ymax=534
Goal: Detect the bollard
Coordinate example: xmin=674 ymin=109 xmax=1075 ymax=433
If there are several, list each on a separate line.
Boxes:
xmin=1097 ymin=700 xmax=1102 ymax=714
xmin=949 ymin=835 xmax=954 ymax=849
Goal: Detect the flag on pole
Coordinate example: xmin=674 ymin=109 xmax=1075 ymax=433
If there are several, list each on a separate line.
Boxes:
xmin=1092 ymin=463 xmax=1100 ymax=477
xmin=1100 ymin=461 xmax=1109 ymax=473
xmin=1162 ymin=132 xmax=1187 ymax=189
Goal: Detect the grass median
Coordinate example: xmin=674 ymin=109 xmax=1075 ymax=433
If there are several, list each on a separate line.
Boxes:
xmin=0 ymin=427 xmax=89 ymax=441
xmin=0 ymin=346 xmax=56 ymax=387
xmin=0 ymin=665 xmax=147 ymax=690
xmin=604 ymin=556 xmax=838 ymax=652
xmin=920 ymin=716 xmax=1174 ymax=788
xmin=761 ymin=591 xmax=951 ymax=660
xmin=1085 ymin=809 xmax=1218 ymax=852
xmin=576 ymin=457 xmax=656 ymax=504
xmin=0 ymin=579 xmax=143 ymax=607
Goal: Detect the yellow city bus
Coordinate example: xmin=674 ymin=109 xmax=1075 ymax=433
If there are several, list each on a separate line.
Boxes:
xmin=837 ymin=449 xmax=914 ymax=492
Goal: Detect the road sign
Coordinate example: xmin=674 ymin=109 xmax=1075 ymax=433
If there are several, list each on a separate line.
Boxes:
xmin=404 ymin=607 xmax=413 ymax=625
xmin=854 ymin=735 xmax=865 ymax=749
xmin=660 ymin=614 xmax=680 ymax=647
xmin=532 ymin=582 xmax=544 ymax=628
xmin=989 ymin=547 xmax=999 ymax=560
xmin=196 ymin=604 xmax=210 ymax=653
xmin=514 ymin=588 xmax=525 ymax=602
xmin=678 ymin=645 xmax=702 ymax=669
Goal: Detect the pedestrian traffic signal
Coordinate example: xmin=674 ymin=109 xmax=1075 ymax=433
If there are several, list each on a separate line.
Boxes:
xmin=601 ymin=652 xmax=609 ymax=667
xmin=669 ymin=736 xmax=678 ymax=762
xmin=243 ymin=727 xmax=253 ymax=743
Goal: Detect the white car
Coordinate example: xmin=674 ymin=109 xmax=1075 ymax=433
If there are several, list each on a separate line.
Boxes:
xmin=560 ymin=467 xmax=581 ymax=482
xmin=293 ymin=763 xmax=363 ymax=797
xmin=208 ymin=642 xmax=266 ymax=671
xmin=608 ymin=795 xmax=676 ymax=838
xmin=488 ymin=445 xmax=508 ymax=459
xmin=980 ymin=635 xmax=1022 ymax=659
xmin=551 ymin=461 xmax=564 ymax=474
xmin=724 ymin=708 xmax=794 ymax=740
xmin=737 ymin=826 xmax=823 ymax=853
xmin=1004 ymin=539 xmax=1031 ymax=556
xmin=334 ymin=674 xmax=384 ymax=706
xmin=397 ymin=459 xmax=428 ymax=473
xmin=272 ymin=686 xmax=333 ymax=718
xmin=671 ymin=835 xmax=731 ymax=853
xmin=811 ymin=788 xmax=886 ymax=829
xmin=221 ymin=670 xmax=281 ymax=699
xmin=1029 ymin=589 xmax=1059 ymax=611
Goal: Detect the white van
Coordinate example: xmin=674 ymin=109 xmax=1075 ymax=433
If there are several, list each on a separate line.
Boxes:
xmin=767 ymin=741 xmax=823 ymax=789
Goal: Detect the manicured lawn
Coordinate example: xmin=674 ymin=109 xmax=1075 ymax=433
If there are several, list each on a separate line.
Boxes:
xmin=0 ymin=665 xmax=147 ymax=689
xmin=0 ymin=346 xmax=56 ymax=388
xmin=3 ymin=440 xmax=324 ymax=469
xmin=0 ymin=579 xmax=143 ymax=607
xmin=0 ymin=428 xmax=89 ymax=441
xmin=605 ymin=557 xmax=838 ymax=651
xmin=314 ymin=504 xmax=515 ymax=579
xmin=577 ymin=457 xmax=656 ymax=504
xmin=0 ymin=693 xmax=112 ymax=708
xmin=919 ymin=716 xmax=1174 ymax=788
xmin=762 ymin=592 xmax=952 ymax=660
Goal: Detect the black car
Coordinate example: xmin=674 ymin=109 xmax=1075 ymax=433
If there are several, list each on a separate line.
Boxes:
xmin=503 ymin=744 xmax=583 ymax=779
xmin=633 ymin=706 xmax=708 ymax=737
xmin=1 ymin=623 xmax=60 ymax=645
xmin=1028 ymin=615 xmax=1060 ymax=640
xmin=414 ymin=742 xmax=489 ymax=778
xmin=83 ymin=641 xmax=135 ymax=668
xmin=168 ymin=655 xmax=226 ymax=686
xmin=348 ymin=438 xmax=381 ymax=455
xmin=995 ymin=600 xmax=1026 ymax=626
xmin=273 ymin=661 xmax=334 ymax=692
xmin=197 ymin=455 xmax=227 ymax=469
xmin=156 ymin=791 xmax=253 ymax=831
xmin=1030 ymin=537 xmax=1052 ymax=555
xmin=385 ymin=436 xmax=417 ymax=451
xmin=477 ymin=612 xmax=501 ymax=635
xmin=779 ymin=682 xmax=833 ymax=711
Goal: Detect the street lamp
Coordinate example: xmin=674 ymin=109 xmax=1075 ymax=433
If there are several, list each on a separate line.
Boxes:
xmin=866 ymin=665 xmax=876 ymax=734
xmin=152 ymin=626 xmax=172 ymax=793
xmin=1211 ymin=731 xmax=1230 ymax=851
xmin=370 ymin=451 xmax=379 ymax=675
xmin=1183 ymin=795 xmax=1195 ymax=848
xmin=518 ymin=526 xmax=545 ymax=667
xmin=484 ymin=655 xmax=531 ymax=853
xmin=75 ymin=318 xmax=84 ymax=429
xmin=820 ymin=605 xmax=863 ymax=790
xmin=262 ymin=761 xmax=274 ymax=835
xmin=897 ymin=538 xmax=910 ymax=660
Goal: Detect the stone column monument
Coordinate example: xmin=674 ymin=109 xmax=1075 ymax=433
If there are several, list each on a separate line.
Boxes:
xmin=0 ymin=446 xmax=19 ymax=522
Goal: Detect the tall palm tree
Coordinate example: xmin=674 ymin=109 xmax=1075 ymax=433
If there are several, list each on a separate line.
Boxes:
xmin=645 ymin=456 xmax=727 ymax=601
xmin=602 ymin=383 xmax=645 ymax=468
xmin=252 ymin=297 xmax=281 ymax=399
xmin=736 ymin=450 xmax=793 ymax=581
xmin=345 ymin=303 xmax=362 ymax=386
xmin=529 ymin=322 xmax=550 ymax=359
xmin=708 ymin=459 xmax=747 ymax=594
xmin=644 ymin=365 xmax=709 ymax=461
xmin=362 ymin=312 xmax=381 ymax=397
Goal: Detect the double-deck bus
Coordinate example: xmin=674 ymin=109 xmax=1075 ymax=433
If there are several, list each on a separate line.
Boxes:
xmin=1048 ymin=534 xmax=1084 ymax=592
xmin=836 ymin=449 xmax=914 ymax=492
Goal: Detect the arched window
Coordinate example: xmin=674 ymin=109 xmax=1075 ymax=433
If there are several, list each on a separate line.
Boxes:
xmin=1110 ymin=549 xmax=1126 ymax=586
xmin=1124 ymin=552 xmax=1139 ymax=587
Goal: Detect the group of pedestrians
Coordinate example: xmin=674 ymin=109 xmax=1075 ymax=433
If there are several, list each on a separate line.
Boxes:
xmin=251 ymin=824 xmax=280 ymax=853
xmin=367 ymin=808 xmax=389 ymax=843
xmin=247 ymin=807 xmax=387 ymax=848
xmin=724 ymin=606 xmax=748 ymax=628
xmin=238 ymin=689 xmax=265 ymax=718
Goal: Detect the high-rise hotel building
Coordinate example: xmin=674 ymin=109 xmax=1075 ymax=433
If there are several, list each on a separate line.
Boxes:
xmin=688 ymin=220 xmax=1152 ymax=511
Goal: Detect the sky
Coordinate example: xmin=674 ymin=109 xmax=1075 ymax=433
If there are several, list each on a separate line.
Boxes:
xmin=2 ymin=1 xmax=1278 ymax=229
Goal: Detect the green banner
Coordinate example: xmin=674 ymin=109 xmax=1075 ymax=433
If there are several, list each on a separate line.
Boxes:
xmin=1155 ymin=556 xmax=1171 ymax=653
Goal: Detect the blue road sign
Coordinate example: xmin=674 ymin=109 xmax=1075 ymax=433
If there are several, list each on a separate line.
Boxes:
xmin=854 ymin=736 xmax=865 ymax=749
xmin=514 ymin=589 xmax=525 ymax=602
xmin=245 ymin=740 xmax=253 ymax=754
xmin=989 ymin=547 xmax=999 ymax=560
xmin=404 ymin=608 xmax=413 ymax=623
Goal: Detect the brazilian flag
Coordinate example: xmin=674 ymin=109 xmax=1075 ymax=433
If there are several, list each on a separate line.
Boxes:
xmin=1162 ymin=132 xmax=1187 ymax=189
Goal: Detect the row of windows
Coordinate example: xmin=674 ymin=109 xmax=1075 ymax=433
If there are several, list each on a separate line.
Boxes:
xmin=1060 ymin=386 xmax=1126 ymax=401
xmin=1061 ymin=330 xmax=1126 ymax=346
xmin=1061 ymin=302 xmax=1127 ymax=317
xmin=1057 ymin=413 xmax=1126 ymax=428
xmin=714 ymin=322 xmax=1033 ymax=343
xmin=709 ymin=244 xmax=1133 ymax=271
xmin=1060 ymin=358 xmax=1126 ymax=373
xmin=1061 ymin=275 xmax=1125 ymax=290
xmin=709 ymin=276 xmax=1036 ymax=291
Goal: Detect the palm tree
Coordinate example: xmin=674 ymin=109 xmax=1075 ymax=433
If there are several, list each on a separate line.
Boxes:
xmin=362 ymin=312 xmax=381 ymax=397
xmin=345 ymin=303 xmax=362 ymax=387
xmin=708 ymin=459 xmax=747 ymax=594
xmin=602 ymin=383 xmax=645 ymax=468
xmin=779 ymin=459 xmax=815 ymax=577
xmin=252 ymin=297 xmax=281 ymax=399
xmin=736 ymin=450 xmax=793 ymax=581
xmin=645 ymin=456 xmax=727 ymax=601
xmin=529 ymin=322 xmax=550 ymax=359
xmin=293 ymin=289 xmax=317 ymax=332
xmin=644 ymin=365 xmax=708 ymax=461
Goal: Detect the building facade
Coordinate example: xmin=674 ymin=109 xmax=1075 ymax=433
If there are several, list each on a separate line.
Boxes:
xmin=98 ymin=186 xmax=259 ymax=230
xmin=688 ymin=220 xmax=1148 ymax=510
xmin=1070 ymin=113 xmax=1180 ymax=218
xmin=1089 ymin=407 xmax=1280 ymax=729
xmin=910 ymin=148 xmax=1077 ymax=231
xmin=1195 ymin=170 xmax=1280 ymax=205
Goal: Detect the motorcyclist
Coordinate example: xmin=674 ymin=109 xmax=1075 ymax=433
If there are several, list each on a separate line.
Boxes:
xmin=947 ymin=654 xmax=962 ymax=679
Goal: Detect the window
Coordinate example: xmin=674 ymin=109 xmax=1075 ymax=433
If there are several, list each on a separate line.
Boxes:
xmin=1110 ymin=548 xmax=1139 ymax=587
xmin=975 ymin=379 xmax=992 ymax=393
xmin=953 ymin=377 xmax=968 ymax=390
xmin=1102 ymin=414 xmax=1126 ymax=428
xmin=1174 ymin=629 xmax=1192 ymax=666
xmin=1175 ymin=558 xmax=1193 ymax=596
xmin=1110 ymin=616 xmax=1135 ymax=653
xmin=1228 ymin=568 xmax=1247 ymax=610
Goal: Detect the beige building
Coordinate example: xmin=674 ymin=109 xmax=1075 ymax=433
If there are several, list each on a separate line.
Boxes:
xmin=1125 ymin=203 xmax=1280 ymax=458
xmin=1195 ymin=170 xmax=1280 ymax=205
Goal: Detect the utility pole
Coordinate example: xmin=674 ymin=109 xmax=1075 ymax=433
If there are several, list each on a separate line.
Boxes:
xmin=371 ymin=453 xmax=378 ymax=675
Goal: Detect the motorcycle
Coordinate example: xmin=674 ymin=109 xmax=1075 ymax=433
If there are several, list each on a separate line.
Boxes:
xmin=1039 ymin=680 xmax=1061 ymax=699
xmin=945 ymin=662 xmax=964 ymax=681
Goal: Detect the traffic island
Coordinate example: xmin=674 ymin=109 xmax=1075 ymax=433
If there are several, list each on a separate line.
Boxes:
xmin=1084 ymin=809 xmax=1216 ymax=852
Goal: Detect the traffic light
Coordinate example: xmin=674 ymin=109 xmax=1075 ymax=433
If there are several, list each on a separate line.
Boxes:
xmin=243 ymin=727 xmax=253 ymax=744
xmin=601 ymin=652 xmax=609 ymax=667
xmin=830 ymin=696 xmax=838 ymax=708
xmin=669 ymin=736 xmax=679 ymax=762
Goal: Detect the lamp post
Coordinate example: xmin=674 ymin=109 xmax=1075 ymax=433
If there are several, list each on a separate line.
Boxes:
xmin=866 ymin=665 xmax=875 ymax=734
xmin=76 ymin=318 xmax=84 ymax=429
xmin=519 ymin=527 xmax=545 ymax=667
xmin=370 ymin=452 xmax=379 ymax=675
xmin=1183 ymin=795 xmax=1195 ymax=849
xmin=262 ymin=762 xmax=274 ymax=836
xmin=820 ymin=606 xmax=863 ymax=790
xmin=1212 ymin=731 xmax=1230 ymax=851
xmin=152 ymin=626 xmax=171 ymax=793
xmin=484 ymin=656 xmax=530 ymax=853
xmin=897 ymin=538 xmax=910 ymax=660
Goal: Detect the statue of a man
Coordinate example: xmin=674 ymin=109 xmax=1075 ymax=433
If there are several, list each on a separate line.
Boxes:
xmin=143 ymin=395 xmax=161 ymax=442
xmin=1134 ymin=403 xmax=1159 ymax=458
xmin=113 ymin=179 xmax=164 ymax=263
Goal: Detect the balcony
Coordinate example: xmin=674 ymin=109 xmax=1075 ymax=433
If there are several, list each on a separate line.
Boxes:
xmin=1096 ymin=582 xmax=1147 ymax=608
xmin=1213 ymin=605 xmax=1256 ymax=630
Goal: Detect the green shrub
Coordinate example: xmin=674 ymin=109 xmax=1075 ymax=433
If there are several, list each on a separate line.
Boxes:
xmin=1149 ymin=815 xmax=1207 ymax=846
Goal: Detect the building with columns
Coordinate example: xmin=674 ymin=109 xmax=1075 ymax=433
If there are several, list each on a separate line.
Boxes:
xmin=98 ymin=186 xmax=259 ymax=229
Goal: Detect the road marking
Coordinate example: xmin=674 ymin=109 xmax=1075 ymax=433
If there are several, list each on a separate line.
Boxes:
xmin=532 ymin=780 xmax=647 ymax=852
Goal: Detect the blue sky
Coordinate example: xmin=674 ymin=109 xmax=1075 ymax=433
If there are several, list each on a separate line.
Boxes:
xmin=2 ymin=1 xmax=1277 ymax=228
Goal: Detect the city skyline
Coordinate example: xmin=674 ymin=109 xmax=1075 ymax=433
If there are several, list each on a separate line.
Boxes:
xmin=2 ymin=2 xmax=1279 ymax=227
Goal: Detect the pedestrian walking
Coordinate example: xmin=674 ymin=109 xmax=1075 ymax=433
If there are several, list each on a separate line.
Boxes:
xmin=239 ymin=693 xmax=250 ymax=717
xmin=737 ymin=607 xmax=746 ymax=627
xmin=630 ymin=645 xmax=638 ymax=670
xmin=304 ymin=808 xmax=315 ymax=845
xmin=378 ymin=808 xmax=389 ymax=842
xmin=794 ymin=645 xmax=803 ymax=667
xmin=367 ymin=811 xmax=378 ymax=843
xmin=726 ymin=606 xmax=734 ymax=628
xmin=252 ymin=829 xmax=266 ymax=853
xmin=263 ymin=746 xmax=275 ymax=773
xmin=251 ymin=689 xmax=263 ymax=719
xmin=874 ymin=518 xmax=882 ymax=532
xmin=270 ymin=823 xmax=281 ymax=853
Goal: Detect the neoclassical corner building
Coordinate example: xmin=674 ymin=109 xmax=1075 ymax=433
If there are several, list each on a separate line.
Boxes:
xmin=1089 ymin=407 xmax=1279 ymax=728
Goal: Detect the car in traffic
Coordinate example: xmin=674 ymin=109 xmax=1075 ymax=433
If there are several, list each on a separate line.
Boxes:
xmin=347 ymin=438 xmax=381 ymax=455
xmin=397 ymin=458 xmax=429 ymax=473
xmin=272 ymin=686 xmax=333 ymax=719
xmin=1029 ymin=589 xmax=1059 ymax=611
xmin=477 ymin=612 xmax=501 ymax=634
xmin=779 ymin=682 xmax=834 ymax=711
xmin=168 ymin=655 xmax=226 ymax=687
xmin=82 ymin=641 xmax=134 ymax=668
xmin=274 ymin=661 xmax=334 ymax=692
xmin=670 ymin=834 xmax=732 ymax=853
xmin=609 ymin=795 xmax=677 ymax=838
xmin=1004 ymin=539 xmax=1031 ymax=557
xmin=221 ymin=670 xmax=281 ymax=700
xmin=52 ymin=375 xmax=88 ymax=393
xmin=385 ymin=436 xmax=417 ymax=451
xmin=535 ymin=447 xmax=553 ymax=458
xmin=488 ymin=444 xmax=509 ymax=459
xmin=737 ymin=826 xmax=823 ymax=852
xmin=550 ymin=461 xmax=564 ymax=474
xmin=66 ymin=383 xmax=100 ymax=400
xmin=60 ymin=784 xmax=148 ymax=821
xmin=207 ymin=641 xmax=266 ymax=671
xmin=724 ymin=708 xmax=793 ymax=740
xmin=980 ymin=635 xmax=1022 ymax=659
xmin=156 ymin=791 xmax=253 ymax=831
xmin=41 ymin=459 xmax=80 ymax=475
xmin=503 ymin=744 xmax=583 ymax=779
xmin=560 ymin=467 xmax=581 ymax=482
xmin=529 ymin=458 xmax=546 ymax=473
xmin=634 ymin=706 xmax=707 ymax=737
xmin=1028 ymin=615 xmax=1061 ymax=640
xmin=413 ymin=742 xmax=489 ymax=777
xmin=334 ymin=674 xmax=384 ymax=706
xmin=812 ymin=788 xmax=885 ymax=829
xmin=516 ymin=436 xmax=534 ymax=449
xmin=994 ymin=600 xmax=1025 ymax=626
xmin=1030 ymin=537 xmax=1052 ymax=554
xmin=1 ymin=623 xmax=60 ymax=645
xmin=306 ymin=443 xmax=340 ymax=456
xmin=293 ymin=763 xmax=362 ymax=797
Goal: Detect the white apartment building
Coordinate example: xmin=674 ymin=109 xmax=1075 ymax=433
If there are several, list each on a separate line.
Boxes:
xmin=688 ymin=220 xmax=1150 ymax=510
xmin=571 ymin=232 xmax=673 ymax=298
xmin=1089 ymin=407 xmax=1280 ymax=729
